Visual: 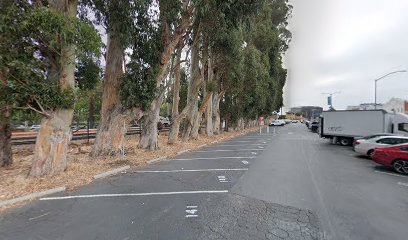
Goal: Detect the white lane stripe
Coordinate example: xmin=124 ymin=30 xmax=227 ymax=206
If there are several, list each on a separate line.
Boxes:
xmin=216 ymin=144 xmax=267 ymax=147
xmin=374 ymin=170 xmax=408 ymax=178
xmin=397 ymin=182 xmax=408 ymax=187
xmin=134 ymin=168 xmax=248 ymax=173
xmin=194 ymin=149 xmax=263 ymax=152
xmin=172 ymin=157 xmax=256 ymax=161
xmin=40 ymin=190 xmax=229 ymax=201
xmin=185 ymin=215 xmax=198 ymax=218
xmin=186 ymin=206 xmax=197 ymax=208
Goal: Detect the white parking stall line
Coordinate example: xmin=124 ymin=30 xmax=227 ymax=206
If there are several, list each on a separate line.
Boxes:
xmin=374 ymin=170 xmax=408 ymax=178
xmin=194 ymin=149 xmax=263 ymax=153
xmin=236 ymin=139 xmax=271 ymax=141
xmin=172 ymin=157 xmax=256 ymax=161
xmin=40 ymin=190 xmax=229 ymax=201
xmin=216 ymin=144 xmax=267 ymax=147
xmin=133 ymin=168 xmax=249 ymax=173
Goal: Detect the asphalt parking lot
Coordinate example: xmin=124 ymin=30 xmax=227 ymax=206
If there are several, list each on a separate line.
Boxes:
xmin=0 ymin=128 xmax=322 ymax=240
xmin=1 ymin=124 xmax=408 ymax=240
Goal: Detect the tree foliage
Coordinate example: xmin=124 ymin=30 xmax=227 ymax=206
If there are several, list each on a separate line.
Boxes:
xmin=0 ymin=2 xmax=102 ymax=114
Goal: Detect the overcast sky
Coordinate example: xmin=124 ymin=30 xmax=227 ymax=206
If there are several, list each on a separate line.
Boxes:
xmin=283 ymin=0 xmax=408 ymax=111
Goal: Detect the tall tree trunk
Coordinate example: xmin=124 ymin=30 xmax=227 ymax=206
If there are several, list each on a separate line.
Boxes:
xmin=182 ymin=36 xmax=202 ymax=141
xmin=138 ymin=91 xmax=165 ymax=150
xmin=0 ymin=0 xmax=13 ymax=168
xmin=168 ymin=44 xmax=183 ymax=144
xmin=91 ymin=30 xmax=125 ymax=156
xmin=139 ymin=2 xmax=191 ymax=149
xmin=30 ymin=0 xmax=77 ymax=176
xmin=0 ymin=107 xmax=12 ymax=167
xmin=212 ymin=90 xmax=225 ymax=135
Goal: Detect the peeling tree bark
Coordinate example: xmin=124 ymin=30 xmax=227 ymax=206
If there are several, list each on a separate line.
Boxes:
xmin=212 ymin=90 xmax=225 ymax=135
xmin=140 ymin=1 xmax=192 ymax=149
xmin=30 ymin=0 xmax=77 ymax=176
xmin=138 ymin=91 xmax=165 ymax=150
xmin=168 ymin=44 xmax=183 ymax=144
xmin=182 ymin=36 xmax=202 ymax=141
xmin=91 ymin=29 xmax=125 ymax=157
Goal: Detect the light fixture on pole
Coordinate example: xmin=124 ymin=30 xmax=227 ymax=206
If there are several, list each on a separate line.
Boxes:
xmin=374 ymin=70 xmax=407 ymax=109
xmin=322 ymin=91 xmax=341 ymax=109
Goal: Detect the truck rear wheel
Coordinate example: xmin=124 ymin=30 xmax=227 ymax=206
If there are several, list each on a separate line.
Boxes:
xmin=339 ymin=138 xmax=351 ymax=146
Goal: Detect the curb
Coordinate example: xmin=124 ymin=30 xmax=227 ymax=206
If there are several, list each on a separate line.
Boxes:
xmin=177 ymin=149 xmax=190 ymax=155
xmin=147 ymin=156 xmax=168 ymax=164
xmin=210 ymin=141 xmax=218 ymax=144
xmin=93 ymin=166 xmax=130 ymax=179
xmin=197 ymin=144 xmax=207 ymax=148
xmin=0 ymin=186 xmax=66 ymax=207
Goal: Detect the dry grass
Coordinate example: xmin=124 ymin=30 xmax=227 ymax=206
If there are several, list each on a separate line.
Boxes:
xmin=0 ymin=127 xmax=259 ymax=210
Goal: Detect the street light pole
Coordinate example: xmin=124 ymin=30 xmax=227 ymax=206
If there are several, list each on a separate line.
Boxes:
xmin=374 ymin=70 xmax=407 ymax=109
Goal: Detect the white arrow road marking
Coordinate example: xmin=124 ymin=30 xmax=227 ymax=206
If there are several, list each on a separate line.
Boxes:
xmin=251 ymin=152 xmax=257 ymax=155
xmin=258 ymin=146 xmax=264 ymax=149
xmin=241 ymin=160 xmax=249 ymax=165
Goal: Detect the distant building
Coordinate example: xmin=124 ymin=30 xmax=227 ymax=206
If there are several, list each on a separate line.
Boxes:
xmin=383 ymin=98 xmax=408 ymax=114
xmin=346 ymin=105 xmax=360 ymax=110
xmin=346 ymin=103 xmax=383 ymax=110
xmin=290 ymin=106 xmax=323 ymax=120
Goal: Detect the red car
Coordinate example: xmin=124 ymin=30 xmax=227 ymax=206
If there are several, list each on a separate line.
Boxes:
xmin=372 ymin=144 xmax=408 ymax=174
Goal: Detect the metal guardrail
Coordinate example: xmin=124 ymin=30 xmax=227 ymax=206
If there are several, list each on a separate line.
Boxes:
xmin=12 ymin=127 xmax=170 ymax=145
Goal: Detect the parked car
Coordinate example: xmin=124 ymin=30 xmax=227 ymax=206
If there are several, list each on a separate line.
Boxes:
xmin=353 ymin=133 xmax=398 ymax=146
xmin=159 ymin=116 xmax=171 ymax=127
xmin=372 ymin=144 xmax=408 ymax=174
xmin=284 ymin=119 xmax=292 ymax=124
xmin=269 ymin=120 xmax=285 ymax=126
xmin=354 ymin=135 xmax=408 ymax=157
xmin=305 ymin=120 xmax=310 ymax=128
xmin=30 ymin=125 xmax=41 ymax=131
xmin=310 ymin=121 xmax=319 ymax=132
xmin=292 ymin=120 xmax=298 ymax=123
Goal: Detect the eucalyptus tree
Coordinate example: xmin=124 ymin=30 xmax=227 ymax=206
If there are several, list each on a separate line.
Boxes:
xmin=0 ymin=1 xmax=101 ymax=175
xmin=78 ymin=0 xmax=146 ymax=156
xmin=122 ymin=0 xmax=193 ymax=150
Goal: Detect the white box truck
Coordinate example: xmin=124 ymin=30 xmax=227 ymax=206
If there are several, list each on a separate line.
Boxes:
xmin=320 ymin=110 xmax=408 ymax=146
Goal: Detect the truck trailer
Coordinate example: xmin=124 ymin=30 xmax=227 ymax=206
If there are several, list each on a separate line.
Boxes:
xmin=319 ymin=110 xmax=408 ymax=146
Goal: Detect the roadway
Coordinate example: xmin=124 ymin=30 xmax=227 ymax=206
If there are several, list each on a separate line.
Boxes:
xmin=1 ymin=124 xmax=407 ymax=239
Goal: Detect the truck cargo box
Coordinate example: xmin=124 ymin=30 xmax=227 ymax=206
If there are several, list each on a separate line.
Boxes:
xmin=320 ymin=110 xmax=388 ymax=138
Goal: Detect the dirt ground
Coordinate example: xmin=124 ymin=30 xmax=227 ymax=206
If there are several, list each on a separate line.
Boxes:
xmin=0 ymin=127 xmax=259 ymax=210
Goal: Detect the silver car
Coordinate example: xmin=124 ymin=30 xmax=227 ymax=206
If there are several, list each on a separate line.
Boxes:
xmin=354 ymin=135 xmax=408 ymax=157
